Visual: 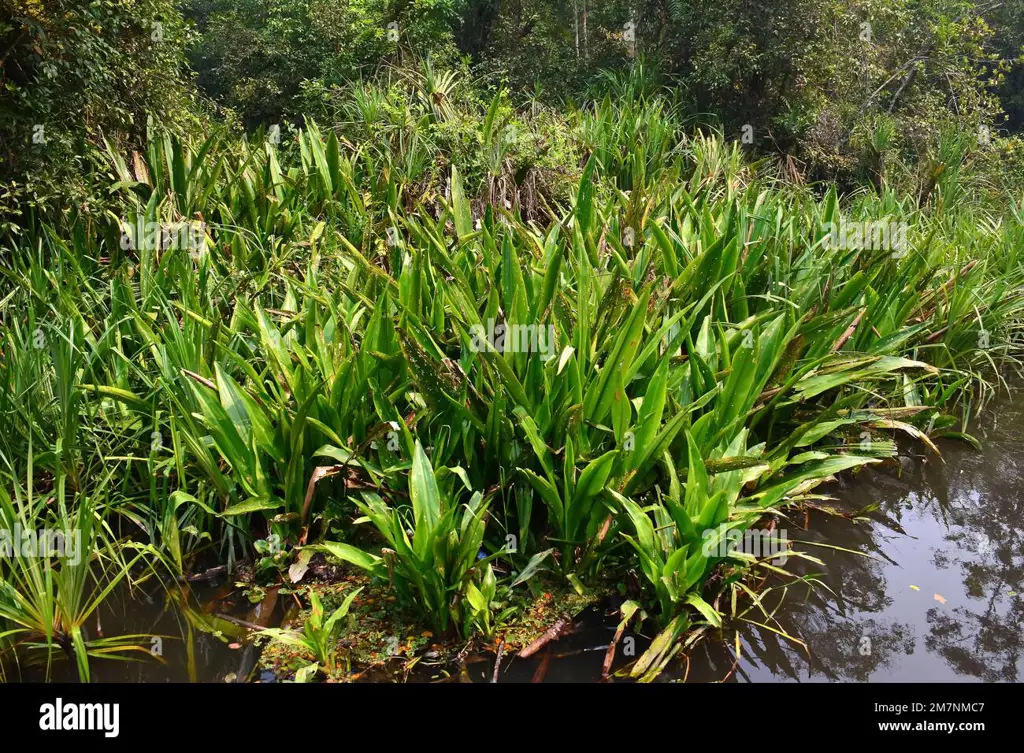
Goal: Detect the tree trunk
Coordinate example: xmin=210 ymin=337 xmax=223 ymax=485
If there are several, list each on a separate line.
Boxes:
xmin=574 ymin=0 xmax=580 ymax=58
xmin=583 ymin=0 xmax=589 ymax=60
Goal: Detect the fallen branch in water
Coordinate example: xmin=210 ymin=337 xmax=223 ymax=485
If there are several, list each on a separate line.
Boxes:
xmin=215 ymin=613 xmax=266 ymax=632
xmin=518 ymin=615 xmax=573 ymax=658
xmin=491 ymin=640 xmax=505 ymax=683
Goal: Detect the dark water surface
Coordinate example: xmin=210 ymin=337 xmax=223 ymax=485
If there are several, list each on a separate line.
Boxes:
xmin=18 ymin=390 xmax=1024 ymax=683
xmin=694 ymin=390 xmax=1024 ymax=683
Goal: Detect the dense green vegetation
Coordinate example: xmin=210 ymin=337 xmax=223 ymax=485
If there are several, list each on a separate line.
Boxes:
xmin=1 ymin=0 xmax=1023 ymax=681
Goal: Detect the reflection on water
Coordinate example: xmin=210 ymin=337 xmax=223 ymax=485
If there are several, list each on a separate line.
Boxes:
xmin=680 ymin=389 xmax=1024 ymax=683
xmin=10 ymin=582 xmax=246 ymax=683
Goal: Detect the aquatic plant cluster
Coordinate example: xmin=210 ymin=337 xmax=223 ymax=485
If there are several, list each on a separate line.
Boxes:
xmin=2 ymin=71 xmax=1024 ymax=682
